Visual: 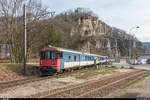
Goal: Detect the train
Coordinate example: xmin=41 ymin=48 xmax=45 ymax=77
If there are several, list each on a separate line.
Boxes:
xmin=38 ymin=46 xmax=111 ymax=76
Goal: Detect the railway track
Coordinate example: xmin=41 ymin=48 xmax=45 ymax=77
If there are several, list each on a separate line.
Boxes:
xmin=0 ymin=66 xmax=98 ymax=92
xmin=32 ymin=70 xmax=149 ymax=98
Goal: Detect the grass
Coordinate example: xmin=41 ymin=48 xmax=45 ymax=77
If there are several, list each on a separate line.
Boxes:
xmin=0 ymin=62 xmax=38 ymax=76
xmin=0 ymin=63 xmax=21 ymax=66
xmin=111 ymin=72 xmax=150 ymax=98
xmin=0 ymin=63 xmax=37 ymax=67
xmin=76 ymin=66 xmax=118 ymax=80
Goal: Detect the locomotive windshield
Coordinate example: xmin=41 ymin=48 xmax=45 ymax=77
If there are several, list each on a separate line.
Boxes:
xmin=40 ymin=51 xmax=63 ymax=59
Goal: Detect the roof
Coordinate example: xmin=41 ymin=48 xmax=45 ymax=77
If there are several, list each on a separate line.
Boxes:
xmin=41 ymin=46 xmax=102 ymax=57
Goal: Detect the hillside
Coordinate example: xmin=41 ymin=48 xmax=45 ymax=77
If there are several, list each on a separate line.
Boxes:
xmin=49 ymin=8 xmax=146 ymax=58
xmin=143 ymin=42 xmax=150 ymax=53
xmin=0 ymin=8 xmax=146 ymax=59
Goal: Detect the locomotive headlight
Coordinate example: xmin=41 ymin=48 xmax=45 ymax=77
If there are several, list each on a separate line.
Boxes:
xmin=52 ymin=62 xmax=55 ymax=65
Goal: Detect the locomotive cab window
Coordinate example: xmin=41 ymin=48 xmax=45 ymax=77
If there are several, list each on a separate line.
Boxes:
xmin=57 ymin=52 xmax=63 ymax=59
xmin=40 ymin=52 xmax=46 ymax=59
xmin=40 ymin=51 xmax=63 ymax=59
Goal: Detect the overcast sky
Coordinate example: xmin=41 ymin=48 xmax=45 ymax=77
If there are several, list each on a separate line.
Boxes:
xmin=42 ymin=0 xmax=150 ymax=42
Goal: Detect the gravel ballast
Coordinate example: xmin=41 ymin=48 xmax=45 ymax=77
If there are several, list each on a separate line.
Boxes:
xmin=0 ymin=66 xmax=134 ymax=98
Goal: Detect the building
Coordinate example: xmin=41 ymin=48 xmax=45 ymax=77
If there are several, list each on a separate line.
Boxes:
xmin=142 ymin=42 xmax=150 ymax=53
xmin=0 ymin=44 xmax=10 ymax=58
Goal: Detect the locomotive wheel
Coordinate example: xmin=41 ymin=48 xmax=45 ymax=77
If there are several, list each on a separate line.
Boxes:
xmin=59 ymin=70 xmax=64 ymax=74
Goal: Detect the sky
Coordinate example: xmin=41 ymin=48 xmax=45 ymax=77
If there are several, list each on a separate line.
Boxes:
xmin=42 ymin=0 xmax=150 ymax=42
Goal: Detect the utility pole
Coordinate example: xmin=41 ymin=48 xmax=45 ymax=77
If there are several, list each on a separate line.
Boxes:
xmin=23 ymin=4 xmax=27 ymax=75
xmin=128 ymin=26 xmax=140 ymax=64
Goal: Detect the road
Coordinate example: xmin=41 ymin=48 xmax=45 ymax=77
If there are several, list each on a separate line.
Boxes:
xmin=109 ymin=59 xmax=150 ymax=70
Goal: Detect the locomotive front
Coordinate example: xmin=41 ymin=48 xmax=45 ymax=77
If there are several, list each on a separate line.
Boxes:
xmin=39 ymin=48 xmax=62 ymax=75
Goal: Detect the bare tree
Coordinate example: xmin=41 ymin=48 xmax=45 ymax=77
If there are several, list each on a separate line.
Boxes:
xmin=0 ymin=0 xmax=50 ymax=63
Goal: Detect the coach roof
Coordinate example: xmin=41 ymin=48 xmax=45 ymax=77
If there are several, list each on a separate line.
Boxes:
xmin=41 ymin=47 xmax=101 ymax=57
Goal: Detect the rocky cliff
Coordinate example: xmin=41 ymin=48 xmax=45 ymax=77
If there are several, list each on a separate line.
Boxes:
xmin=50 ymin=8 xmax=146 ymax=58
xmin=71 ymin=16 xmax=110 ymax=37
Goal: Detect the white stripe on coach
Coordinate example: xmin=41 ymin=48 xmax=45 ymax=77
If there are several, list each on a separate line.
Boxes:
xmin=64 ymin=61 xmax=95 ymax=68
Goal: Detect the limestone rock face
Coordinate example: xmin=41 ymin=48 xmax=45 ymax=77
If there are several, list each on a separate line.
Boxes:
xmin=68 ymin=16 xmax=145 ymax=58
xmin=71 ymin=17 xmax=110 ymax=37
xmin=52 ymin=11 xmax=146 ymax=58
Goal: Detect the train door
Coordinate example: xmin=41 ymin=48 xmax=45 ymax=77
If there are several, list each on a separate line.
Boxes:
xmin=79 ymin=54 xmax=81 ymax=67
xmin=60 ymin=52 xmax=64 ymax=69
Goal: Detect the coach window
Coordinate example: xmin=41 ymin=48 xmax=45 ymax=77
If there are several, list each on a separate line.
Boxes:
xmin=82 ymin=56 xmax=84 ymax=60
xmin=85 ymin=56 xmax=87 ymax=61
xmin=74 ymin=56 xmax=77 ymax=61
xmin=68 ymin=56 xmax=71 ymax=60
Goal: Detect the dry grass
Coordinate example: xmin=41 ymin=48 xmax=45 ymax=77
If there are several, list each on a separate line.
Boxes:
xmin=0 ymin=58 xmax=40 ymax=63
xmin=76 ymin=66 xmax=118 ymax=79
xmin=0 ymin=63 xmax=39 ymax=83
